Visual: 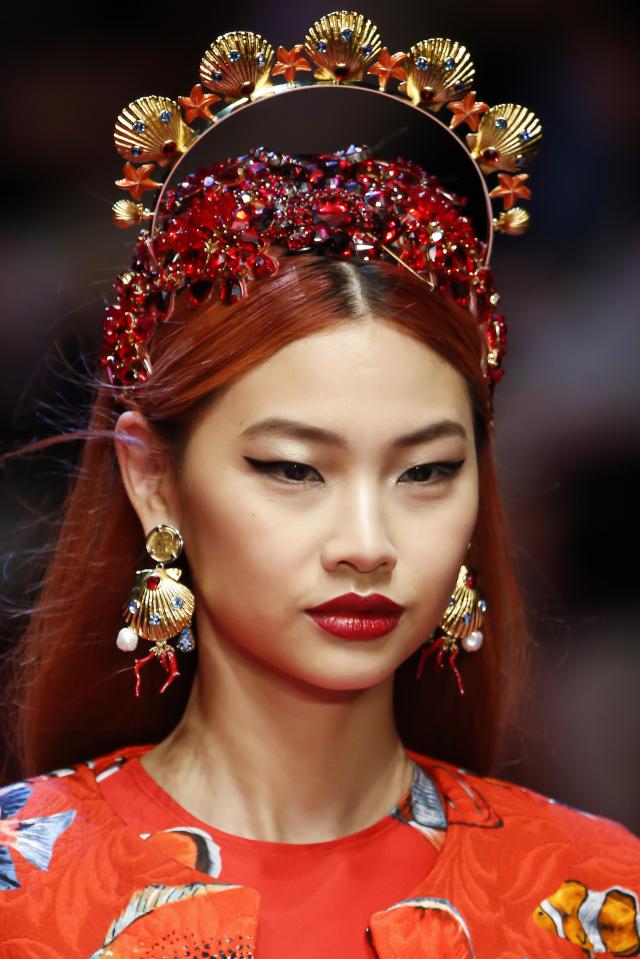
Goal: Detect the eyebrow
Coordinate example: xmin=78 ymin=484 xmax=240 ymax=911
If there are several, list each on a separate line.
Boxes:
xmin=239 ymin=416 xmax=467 ymax=449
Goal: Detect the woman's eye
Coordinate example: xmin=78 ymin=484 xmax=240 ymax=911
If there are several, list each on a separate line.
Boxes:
xmin=244 ymin=458 xmax=465 ymax=486
xmin=245 ymin=458 xmax=322 ymax=484
xmin=401 ymin=460 xmax=465 ymax=484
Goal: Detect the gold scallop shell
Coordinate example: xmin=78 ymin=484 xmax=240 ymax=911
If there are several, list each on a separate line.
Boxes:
xmin=112 ymin=198 xmax=152 ymax=229
xmin=493 ymin=206 xmax=530 ymax=235
xmin=200 ymin=31 xmax=275 ymax=101
xmin=467 ymin=103 xmax=542 ymax=173
xmin=440 ymin=565 xmax=484 ymax=639
xmin=398 ymin=38 xmax=474 ymax=110
xmin=114 ymin=96 xmax=197 ymax=167
xmin=123 ymin=567 xmax=195 ymax=643
xmin=304 ymin=11 xmax=381 ymax=82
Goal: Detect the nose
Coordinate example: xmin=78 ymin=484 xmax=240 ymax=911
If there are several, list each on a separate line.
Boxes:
xmin=321 ymin=476 xmax=398 ymax=574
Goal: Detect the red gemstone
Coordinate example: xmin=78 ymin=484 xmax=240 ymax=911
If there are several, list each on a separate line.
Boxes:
xmin=146 ymin=576 xmax=161 ymax=590
xmin=314 ymin=201 xmax=351 ymax=228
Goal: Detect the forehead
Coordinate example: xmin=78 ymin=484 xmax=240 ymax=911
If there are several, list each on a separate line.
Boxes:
xmin=192 ymin=320 xmax=473 ymax=440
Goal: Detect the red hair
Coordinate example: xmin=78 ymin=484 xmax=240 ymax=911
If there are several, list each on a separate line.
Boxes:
xmin=0 ymin=254 xmax=530 ymax=779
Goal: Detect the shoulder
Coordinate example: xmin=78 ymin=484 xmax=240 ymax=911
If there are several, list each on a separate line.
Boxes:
xmin=0 ymin=744 xmax=151 ymax=894
xmin=408 ymin=749 xmax=638 ymax=857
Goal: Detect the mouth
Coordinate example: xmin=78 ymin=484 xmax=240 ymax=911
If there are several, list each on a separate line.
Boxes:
xmin=305 ymin=592 xmax=405 ymax=616
xmin=305 ymin=609 xmax=404 ymax=640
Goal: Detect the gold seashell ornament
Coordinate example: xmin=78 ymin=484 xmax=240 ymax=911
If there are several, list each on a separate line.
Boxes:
xmin=200 ymin=31 xmax=275 ymax=101
xmin=122 ymin=566 xmax=195 ymax=644
xmin=304 ymin=11 xmax=381 ymax=82
xmin=493 ymin=206 xmax=530 ymax=235
xmin=111 ymin=198 xmax=152 ymax=230
xmin=467 ymin=103 xmax=542 ymax=174
xmin=440 ymin=564 xmax=486 ymax=643
xmin=399 ymin=38 xmax=474 ymax=110
xmin=114 ymin=96 xmax=197 ymax=167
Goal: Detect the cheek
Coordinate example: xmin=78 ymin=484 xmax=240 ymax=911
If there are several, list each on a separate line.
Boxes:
xmin=179 ymin=467 xmax=298 ymax=599
xmin=404 ymin=473 xmax=479 ymax=622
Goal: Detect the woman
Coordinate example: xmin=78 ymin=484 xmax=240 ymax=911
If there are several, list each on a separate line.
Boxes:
xmin=1 ymin=12 xmax=638 ymax=959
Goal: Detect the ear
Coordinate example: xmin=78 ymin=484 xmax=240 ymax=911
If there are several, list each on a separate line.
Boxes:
xmin=114 ymin=410 xmax=182 ymax=538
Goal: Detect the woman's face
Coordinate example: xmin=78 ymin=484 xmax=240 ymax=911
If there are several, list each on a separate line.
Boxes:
xmin=168 ymin=317 xmax=479 ymax=691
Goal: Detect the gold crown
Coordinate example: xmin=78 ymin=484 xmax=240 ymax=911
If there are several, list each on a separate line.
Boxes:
xmin=111 ymin=10 xmax=542 ymax=239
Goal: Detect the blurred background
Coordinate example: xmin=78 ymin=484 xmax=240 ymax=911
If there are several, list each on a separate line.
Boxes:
xmin=0 ymin=2 xmax=638 ymax=829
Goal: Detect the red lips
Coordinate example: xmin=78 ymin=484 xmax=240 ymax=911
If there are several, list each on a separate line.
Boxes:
xmin=306 ymin=592 xmax=404 ymax=614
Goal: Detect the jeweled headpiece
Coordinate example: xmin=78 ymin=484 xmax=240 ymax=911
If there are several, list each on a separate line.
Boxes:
xmin=100 ymin=10 xmax=542 ymax=415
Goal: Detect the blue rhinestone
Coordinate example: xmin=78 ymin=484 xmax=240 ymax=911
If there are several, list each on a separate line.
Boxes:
xmin=149 ymin=614 xmax=161 ymax=626
xmin=479 ymin=600 xmax=487 ymax=612
xmin=415 ymin=56 xmax=430 ymax=71
xmin=203 ymin=175 xmax=215 ymax=187
xmin=256 ymin=52 xmax=266 ymax=66
xmin=228 ymin=49 xmax=241 ymax=62
xmin=131 ymin=146 xmax=142 ymax=157
xmin=516 ymin=154 xmax=528 ymax=167
xmin=213 ymin=71 xmax=224 ymax=81
xmin=449 ymin=596 xmax=456 ymax=605
xmin=362 ymin=43 xmax=373 ymax=55
xmin=177 ymin=628 xmax=195 ymax=652
xmin=128 ymin=600 xmax=139 ymax=613
xmin=159 ymin=110 xmax=171 ymax=123
xmin=495 ymin=117 xmax=508 ymax=130
xmin=172 ymin=596 xmax=184 ymax=608
xmin=340 ymin=28 xmax=354 ymax=41
xmin=316 ymin=39 xmax=327 ymax=52
xmin=132 ymin=120 xmax=145 ymax=133
xmin=463 ymin=612 xmax=471 ymax=624
xmin=444 ymin=57 xmax=455 ymax=70
xmin=454 ymin=81 xmax=466 ymax=92
xmin=519 ymin=129 xmax=532 ymax=142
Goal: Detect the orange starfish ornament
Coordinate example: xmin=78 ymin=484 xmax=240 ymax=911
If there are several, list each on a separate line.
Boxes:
xmin=115 ymin=162 xmax=163 ymax=200
xmin=272 ymin=45 xmax=312 ymax=83
xmin=489 ymin=173 xmax=532 ymax=210
xmin=367 ymin=47 xmax=407 ymax=91
xmin=448 ymin=91 xmax=489 ymax=131
xmin=177 ymin=84 xmax=221 ymax=123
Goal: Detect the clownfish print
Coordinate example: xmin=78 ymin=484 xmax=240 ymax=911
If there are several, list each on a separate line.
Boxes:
xmin=533 ymin=879 xmax=640 ymax=956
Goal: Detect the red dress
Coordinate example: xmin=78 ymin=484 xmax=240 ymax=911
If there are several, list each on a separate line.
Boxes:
xmin=0 ymin=741 xmax=638 ymax=958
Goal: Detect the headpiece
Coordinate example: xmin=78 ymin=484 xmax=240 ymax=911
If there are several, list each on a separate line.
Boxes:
xmin=100 ymin=10 xmax=543 ymax=415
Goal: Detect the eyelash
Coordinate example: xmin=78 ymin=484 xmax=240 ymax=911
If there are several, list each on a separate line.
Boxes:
xmin=244 ymin=457 xmax=465 ymax=487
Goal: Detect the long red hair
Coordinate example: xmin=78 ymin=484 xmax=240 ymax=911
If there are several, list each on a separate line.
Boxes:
xmin=0 ymin=253 xmax=529 ymax=780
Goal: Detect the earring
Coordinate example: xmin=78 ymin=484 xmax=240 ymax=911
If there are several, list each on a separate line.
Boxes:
xmin=116 ymin=523 xmax=196 ymax=697
xmin=414 ymin=564 xmax=487 ymax=696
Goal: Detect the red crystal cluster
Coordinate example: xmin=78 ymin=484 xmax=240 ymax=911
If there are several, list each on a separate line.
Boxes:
xmin=100 ymin=144 xmax=506 ymax=395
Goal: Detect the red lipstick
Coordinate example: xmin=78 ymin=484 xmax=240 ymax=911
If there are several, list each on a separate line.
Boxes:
xmin=305 ymin=592 xmax=405 ymax=640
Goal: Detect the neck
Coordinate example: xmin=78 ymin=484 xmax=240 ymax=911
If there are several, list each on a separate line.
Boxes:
xmin=139 ymin=616 xmax=414 ymax=844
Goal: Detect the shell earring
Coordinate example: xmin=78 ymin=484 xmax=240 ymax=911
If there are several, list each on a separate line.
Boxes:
xmin=116 ymin=523 xmax=196 ymax=697
xmin=414 ymin=564 xmax=487 ymax=696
